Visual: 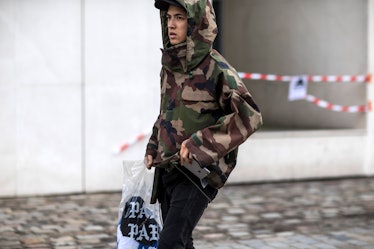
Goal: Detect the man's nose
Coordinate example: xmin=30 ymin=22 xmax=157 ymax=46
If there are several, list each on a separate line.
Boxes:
xmin=168 ymin=19 xmax=175 ymax=29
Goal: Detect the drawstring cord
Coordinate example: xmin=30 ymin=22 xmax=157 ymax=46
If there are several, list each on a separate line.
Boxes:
xmin=174 ymin=164 xmax=212 ymax=203
xmin=154 ymin=153 xmax=212 ymax=202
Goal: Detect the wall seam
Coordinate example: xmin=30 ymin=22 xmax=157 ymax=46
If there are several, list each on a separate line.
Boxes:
xmin=364 ymin=0 xmax=374 ymax=175
xmin=81 ymin=0 xmax=86 ymax=192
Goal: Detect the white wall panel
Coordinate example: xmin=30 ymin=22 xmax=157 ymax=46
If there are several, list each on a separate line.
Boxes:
xmin=1 ymin=2 xmax=19 ymax=196
xmin=13 ymin=0 xmax=81 ymax=85
xmin=84 ymin=0 xmax=161 ymax=192
xmin=0 ymin=0 xmax=83 ymax=196
xmin=16 ymin=86 xmax=82 ymax=195
xmin=85 ymin=0 xmax=161 ymax=86
xmin=0 ymin=1 xmax=16 ymax=85
xmin=0 ymin=86 xmax=17 ymax=196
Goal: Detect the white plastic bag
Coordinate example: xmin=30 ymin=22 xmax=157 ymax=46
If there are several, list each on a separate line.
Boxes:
xmin=117 ymin=160 xmax=162 ymax=249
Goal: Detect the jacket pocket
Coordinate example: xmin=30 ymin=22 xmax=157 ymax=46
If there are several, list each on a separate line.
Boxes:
xmin=181 ymin=86 xmax=219 ymax=113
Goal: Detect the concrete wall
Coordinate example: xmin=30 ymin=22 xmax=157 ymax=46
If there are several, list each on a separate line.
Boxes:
xmin=221 ymin=0 xmax=374 ymax=183
xmin=0 ymin=0 xmax=373 ymax=197
xmin=221 ymin=0 xmax=367 ymax=129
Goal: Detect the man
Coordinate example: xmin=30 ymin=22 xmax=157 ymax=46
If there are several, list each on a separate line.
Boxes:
xmin=145 ymin=0 xmax=263 ymax=248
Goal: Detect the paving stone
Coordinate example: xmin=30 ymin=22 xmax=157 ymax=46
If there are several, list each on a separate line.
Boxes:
xmin=83 ymin=226 xmax=104 ymax=231
xmin=241 ymin=239 xmax=266 ymax=248
xmin=266 ymin=241 xmax=289 ymax=248
xmin=273 ymin=231 xmax=294 ymax=238
xmin=261 ymin=212 xmax=283 ymax=219
xmin=21 ymin=237 xmax=47 ymax=245
xmin=222 ymin=216 xmax=239 ymax=222
xmin=229 ymin=231 xmax=251 ymax=238
xmin=314 ymin=244 xmax=337 ymax=249
xmin=347 ymin=239 xmax=370 ymax=246
xmin=283 ymin=218 xmax=302 ymax=225
xmin=252 ymin=229 xmax=273 ymax=236
xmin=203 ymin=233 xmax=226 ymax=240
xmin=0 ymin=178 xmax=374 ymax=248
xmin=227 ymin=208 xmax=246 ymax=215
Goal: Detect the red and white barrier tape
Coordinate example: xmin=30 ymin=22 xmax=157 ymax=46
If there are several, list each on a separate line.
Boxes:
xmin=305 ymin=95 xmax=372 ymax=113
xmin=238 ymin=72 xmax=372 ymax=83
xmin=238 ymin=72 xmax=372 ymax=112
xmin=114 ymin=73 xmax=372 ymax=154
xmin=114 ymin=132 xmax=150 ymax=154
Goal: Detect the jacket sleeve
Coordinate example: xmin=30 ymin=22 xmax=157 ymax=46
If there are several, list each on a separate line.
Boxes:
xmin=145 ymin=115 xmax=160 ymax=159
xmin=185 ymin=71 xmax=263 ymax=166
xmin=145 ymin=70 xmax=165 ymax=159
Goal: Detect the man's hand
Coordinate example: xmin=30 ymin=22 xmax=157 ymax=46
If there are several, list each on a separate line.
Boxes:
xmin=180 ymin=140 xmax=193 ymax=166
xmin=144 ymin=155 xmax=153 ymax=170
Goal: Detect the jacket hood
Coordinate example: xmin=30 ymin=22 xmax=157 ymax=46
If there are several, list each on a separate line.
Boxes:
xmin=159 ymin=0 xmax=217 ymax=72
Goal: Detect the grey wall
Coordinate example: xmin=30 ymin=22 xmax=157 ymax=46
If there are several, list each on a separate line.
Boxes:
xmin=221 ymin=0 xmax=368 ymax=129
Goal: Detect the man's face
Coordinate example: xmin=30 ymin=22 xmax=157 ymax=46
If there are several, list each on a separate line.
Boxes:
xmin=166 ymin=5 xmax=188 ymax=46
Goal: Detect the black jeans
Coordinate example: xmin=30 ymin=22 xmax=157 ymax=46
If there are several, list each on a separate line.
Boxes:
xmin=157 ymin=174 xmax=218 ymax=249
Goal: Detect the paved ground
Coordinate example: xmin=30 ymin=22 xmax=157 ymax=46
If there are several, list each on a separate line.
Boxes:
xmin=1 ymin=177 xmax=374 ymax=249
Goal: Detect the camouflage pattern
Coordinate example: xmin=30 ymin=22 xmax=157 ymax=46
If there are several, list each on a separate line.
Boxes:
xmin=147 ymin=0 xmax=262 ymax=203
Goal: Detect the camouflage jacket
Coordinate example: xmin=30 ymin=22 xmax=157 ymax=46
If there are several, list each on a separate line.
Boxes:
xmin=147 ymin=0 xmax=262 ymax=203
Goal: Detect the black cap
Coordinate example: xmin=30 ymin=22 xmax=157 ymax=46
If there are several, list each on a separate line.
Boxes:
xmin=155 ymin=0 xmax=185 ymax=11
